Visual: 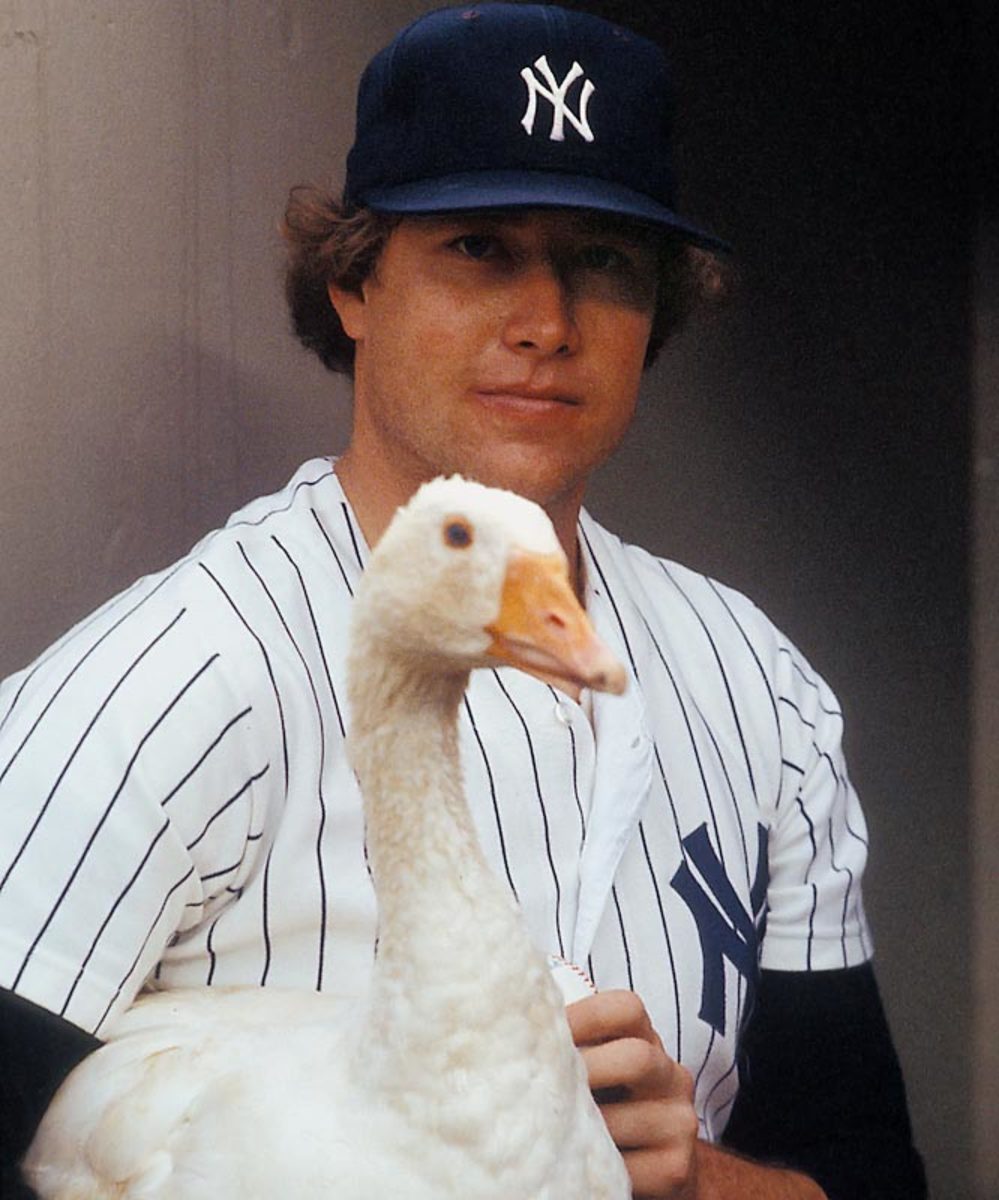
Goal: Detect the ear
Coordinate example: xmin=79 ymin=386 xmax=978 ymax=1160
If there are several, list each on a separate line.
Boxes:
xmin=327 ymin=282 xmax=367 ymax=342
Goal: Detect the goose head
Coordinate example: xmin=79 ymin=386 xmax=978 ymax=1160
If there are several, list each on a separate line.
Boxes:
xmin=350 ymin=476 xmax=626 ymax=697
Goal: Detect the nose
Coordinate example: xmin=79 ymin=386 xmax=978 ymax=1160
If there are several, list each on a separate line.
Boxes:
xmin=501 ymin=262 xmax=579 ymax=358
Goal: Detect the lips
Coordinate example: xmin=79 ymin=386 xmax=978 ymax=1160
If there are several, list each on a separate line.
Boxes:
xmin=474 ymin=384 xmax=581 ymax=410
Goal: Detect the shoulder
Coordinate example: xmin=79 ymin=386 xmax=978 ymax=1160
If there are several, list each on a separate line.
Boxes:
xmin=581 ymin=517 xmax=873 ymax=968
xmin=580 ymin=510 xmax=789 ymax=686
xmin=579 ymin=512 xmax=853 ymax=810
xmin=217 ymin=458 xmax=354 ymax=547
xmin=180 ymin=457 xmax=362 ymax=632
xmin=0 ymin=460 xmax=361 ymax=730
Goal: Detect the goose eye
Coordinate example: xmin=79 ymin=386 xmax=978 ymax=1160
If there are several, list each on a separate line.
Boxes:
xmin=443 ymin=518 xmax=474 ymax=549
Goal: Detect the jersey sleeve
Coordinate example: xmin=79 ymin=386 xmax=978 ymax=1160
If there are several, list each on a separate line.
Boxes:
xmin=759 ymin=637 xmax=873 ymax=972
xmin=0 ymin=564 xmax=279 ymax=1036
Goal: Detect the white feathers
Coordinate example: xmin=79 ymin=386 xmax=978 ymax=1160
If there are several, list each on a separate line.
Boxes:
xmin=24 ymin=477 xmax=630 ymax=1200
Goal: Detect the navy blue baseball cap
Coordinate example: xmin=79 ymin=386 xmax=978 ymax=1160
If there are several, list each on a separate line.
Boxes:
xmin=344 ymin=3 xmax=727 ymax=252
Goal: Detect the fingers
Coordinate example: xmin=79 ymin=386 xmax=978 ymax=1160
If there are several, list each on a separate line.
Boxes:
xmin=566 ymin=988 xmax=655 ymax=1047
xmin=608 ymin=1087 xmax=699 ymax=1200
xmin=624 ymin=1145 xmax=699 ymax=1200
xmin=566 ymin=989 xmax=700 ymax=1197
xmin=601 ymin=1096 xmax=696 ymax=1150
xmin=603 ymin=1099 xmax=661 ymax=1151
xmin=568 ymin=990 xmax=690 ymax=1102
xmin=583 ymin=1035 xmax=673 ymax=1099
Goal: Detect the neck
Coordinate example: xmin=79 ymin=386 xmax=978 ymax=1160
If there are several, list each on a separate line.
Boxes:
xmin=347 ymin=641 xmax=522 ymax=976
xmin=344 ymin=571 xmax=585 ymax=1145
xmin=348 ymin=642 xmax=554 ymax=1093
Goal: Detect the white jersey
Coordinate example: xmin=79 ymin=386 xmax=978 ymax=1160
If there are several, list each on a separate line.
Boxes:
xmin=0 ymin=458 xmax=871 ymax=1139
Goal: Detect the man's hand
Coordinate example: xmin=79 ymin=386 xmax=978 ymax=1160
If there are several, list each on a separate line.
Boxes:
xmin=567 ymin=989 xmax=828 ymax=1200
xmin=566 ymin=989 xmax=699 ymax=1198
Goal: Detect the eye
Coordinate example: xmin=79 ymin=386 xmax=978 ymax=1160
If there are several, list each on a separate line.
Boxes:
xmin=450 ymin=234 xmax=500 ymax=261
xmin=443 ymin=517 xmax=474 ymax=549
xmin=577 ymin=243 xmax=631 ymax=272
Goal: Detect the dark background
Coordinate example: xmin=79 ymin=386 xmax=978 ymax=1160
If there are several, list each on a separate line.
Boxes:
xmin=561 ymin=1 xmax=990 ymax=1195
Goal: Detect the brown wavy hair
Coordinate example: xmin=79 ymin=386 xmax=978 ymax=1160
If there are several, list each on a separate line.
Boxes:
xmin=281 ymin=184 xmax=722 ymax=377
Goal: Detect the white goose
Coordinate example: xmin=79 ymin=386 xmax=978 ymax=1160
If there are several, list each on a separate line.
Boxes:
xmin=24 ymin=476 xmax=632 ymax=1200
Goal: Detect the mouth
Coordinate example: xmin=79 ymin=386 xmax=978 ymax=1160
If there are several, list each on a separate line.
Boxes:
xmin=473 ymin=387 xmax=581 ymax=415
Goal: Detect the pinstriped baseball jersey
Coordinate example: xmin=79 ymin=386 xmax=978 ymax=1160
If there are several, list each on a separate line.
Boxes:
xmin=0 ymin=458 xmax=871 ymax=1139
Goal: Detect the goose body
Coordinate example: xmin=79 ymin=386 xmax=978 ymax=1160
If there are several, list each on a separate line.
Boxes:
xmin=24 ymin=477 xmax=631 ymax=1200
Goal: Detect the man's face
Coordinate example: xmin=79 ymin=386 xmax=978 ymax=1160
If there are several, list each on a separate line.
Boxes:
xmin=330 ymin=208 xmax=658 ymax=516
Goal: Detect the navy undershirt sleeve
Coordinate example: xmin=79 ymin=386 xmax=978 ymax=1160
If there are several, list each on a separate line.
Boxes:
xmin=722 ymin=963 xmax=927 ymax=1199
xmin=1 ymin=988 xmax=102 ymax=1199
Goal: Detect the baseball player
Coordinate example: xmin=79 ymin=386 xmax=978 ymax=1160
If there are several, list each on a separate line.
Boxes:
xmin=0 ymin=5 xmax=926 ymax=1198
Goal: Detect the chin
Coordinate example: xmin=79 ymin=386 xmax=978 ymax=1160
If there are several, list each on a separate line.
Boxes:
xmin=460 ymin=466 xmax=578 ymax=511
xmin=444 ymin=448 xmax=593 ymax=504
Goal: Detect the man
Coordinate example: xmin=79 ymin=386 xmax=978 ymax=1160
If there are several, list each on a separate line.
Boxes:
xmin=0 ymin=5 xmax=925 ymax=1197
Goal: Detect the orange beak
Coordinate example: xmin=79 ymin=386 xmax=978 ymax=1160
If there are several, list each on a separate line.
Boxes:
xmin=485 ymin=551 xmax=627 ymax=695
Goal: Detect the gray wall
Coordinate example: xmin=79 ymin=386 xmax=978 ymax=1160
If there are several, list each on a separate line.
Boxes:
xmin=1 ymin=0 xmax=425 ymax=663
xmin=0 ymin=3 xmax=989 ymax=1197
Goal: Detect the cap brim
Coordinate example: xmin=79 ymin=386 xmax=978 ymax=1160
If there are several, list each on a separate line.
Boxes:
xmin=360 ymin=170 xmax=730 ymax=254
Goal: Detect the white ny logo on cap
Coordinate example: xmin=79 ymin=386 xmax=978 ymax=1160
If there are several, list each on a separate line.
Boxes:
xmin=520 ymin=55 xmax=595 ymax=142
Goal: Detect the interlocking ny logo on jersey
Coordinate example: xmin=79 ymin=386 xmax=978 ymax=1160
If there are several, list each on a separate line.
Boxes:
xmin=520 ymin=55 xmax=595 ymax=142
xmin=671 ymin=823 xmax=769 ymax=1037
